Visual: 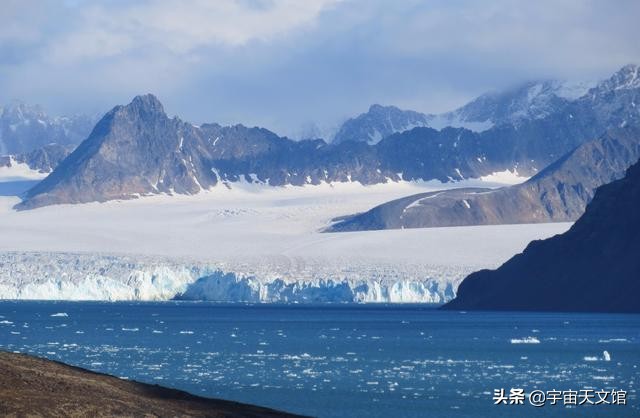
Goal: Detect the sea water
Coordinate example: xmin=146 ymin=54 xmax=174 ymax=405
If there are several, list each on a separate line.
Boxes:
xmin=0 ymin=301 xmax=638 ymax=417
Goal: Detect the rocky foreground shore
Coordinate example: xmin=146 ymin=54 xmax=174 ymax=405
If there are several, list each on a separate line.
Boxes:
xmin=0 ymin=351 xmax=307 ymax=417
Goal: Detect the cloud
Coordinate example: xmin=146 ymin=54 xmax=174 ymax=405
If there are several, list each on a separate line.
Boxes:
xmin=46 ymin=0 xmax=343 ymax=63
xmin=0 ymin=0 xmax=638 ymax=138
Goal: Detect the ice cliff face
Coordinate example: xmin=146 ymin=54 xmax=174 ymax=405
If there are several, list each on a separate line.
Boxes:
xmin=180 ymin=274 xmax=455 ymax=303
xmin=0 ymin=252 xmax=459 ymax=303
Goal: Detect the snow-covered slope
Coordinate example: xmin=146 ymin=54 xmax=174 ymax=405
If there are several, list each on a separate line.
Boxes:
xmin=0 ymin=174 xmax=568 ymax=302
xmin=0 ymin=157 xmax=49 ymax=182
xmin=429 ymin=79 xmax=595 ymax=132
xmin=0 ymin=158 xmax=48 ymax=198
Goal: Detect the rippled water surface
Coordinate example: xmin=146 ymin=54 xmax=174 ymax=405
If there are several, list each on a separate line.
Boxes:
xmin=0 ymin=301 xmax=638 ymax=417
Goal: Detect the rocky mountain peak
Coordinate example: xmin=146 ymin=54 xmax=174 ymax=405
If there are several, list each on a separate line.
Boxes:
xmin=333 ymin=104 xmax=429 ymax=145
xmin=123 ymin=94 xmax=167 ymax=118
xmin=367 ymin=104 xmax=391 ymax=113
xmin=589 ymin=63 xmax=640 ymax=95
xmin=610 ymin=63 xmax=640 ymax=89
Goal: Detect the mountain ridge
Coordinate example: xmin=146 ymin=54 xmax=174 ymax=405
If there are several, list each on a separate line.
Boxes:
xmin=332 ymin=104 xmax=430 ymax=145
xmin=327 ymin=126 xmax=640 ymax=231
xmin=16 ymin=64 xmax=640 ymax=209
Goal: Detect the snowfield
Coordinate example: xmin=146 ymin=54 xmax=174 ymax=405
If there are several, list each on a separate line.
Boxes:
xmin=0 ymin=165 xmax=570 ymax=302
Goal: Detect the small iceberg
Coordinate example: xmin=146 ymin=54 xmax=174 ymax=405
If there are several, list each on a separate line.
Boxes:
xmin=50 ymin=313 xmax=68 ymax=317
xmin=583 ymin=351 xmax=612 ymax=362
xmin=510 ymin=336 xmax=540 ymax=344
xmin=598 ymin=338 xmax=628 ymax=343
xmin=121 ymin=327 xmax=139 ymax=332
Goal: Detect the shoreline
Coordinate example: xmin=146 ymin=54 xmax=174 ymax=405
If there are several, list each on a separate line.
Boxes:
xmin=0 ymin=351 xmax=308 ymax=418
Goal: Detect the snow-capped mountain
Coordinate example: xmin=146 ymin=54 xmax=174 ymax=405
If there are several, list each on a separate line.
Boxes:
xmin=17 ymin=95 xmax=395 ymax=209
xmin=327 ymin=65 xmax=640 ymax=231
xmin=332 ymin=104 xmax=430 ymax=144
xmin=428 ymin=79 xmax=595 ymax=132
xmin=16 ymin=65 xmax=640 ymax=210
xmin=340 ymin=80 xmax=596 ymax=138
xmin=0 ymin=102 xmax=96 ymax=155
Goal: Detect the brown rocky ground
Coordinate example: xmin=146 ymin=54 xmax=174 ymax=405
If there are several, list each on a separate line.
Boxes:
xmin=0 ymin=351 xmax=309 ymax=418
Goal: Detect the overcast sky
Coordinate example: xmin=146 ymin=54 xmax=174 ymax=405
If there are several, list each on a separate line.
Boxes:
xmin=1 ymin=0 xmax=639 ymax=138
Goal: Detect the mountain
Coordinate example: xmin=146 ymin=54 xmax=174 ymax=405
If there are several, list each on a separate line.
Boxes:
xmin=0 ymin=102 xmax=96 ymax=155
xmin=332 ymin=104 xmax=429 ymax=144
xmin=327 ymin=127 xmax=640 ymax=231
xmin=429 ymin=79 xmax=594 ymax=132
xmin=376 ymin=65 xmax=640 ymax=181
xmin=16 ymin=95 xmax=393 ymax=209
xmin=334 ymin=80 xmax=594 ymax=144
xmin=442 ymin=157 xmax=640 ymax=313
xmin=17 ymin=65 xmax=640 ymax=210
xmin=0 ymin=143 xmax=73 ymax=173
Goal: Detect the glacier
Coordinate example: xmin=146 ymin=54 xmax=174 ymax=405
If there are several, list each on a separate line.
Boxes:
xmin=0 ymin=252 xmax=457 ymax=303
xmin=0 ymin=164 xmax=570 ymax=303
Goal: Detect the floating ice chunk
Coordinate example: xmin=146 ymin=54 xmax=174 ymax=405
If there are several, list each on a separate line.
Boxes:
xmin=0 ymin=320 xmax=13 ymax=325
xmin=603 ymin=350 xmax=611 ymax=361
xmin=179 ymin=330 xmax=194 ymax=334
xmin=510 ymin=336 xmax=540 ymax=344
xmin=121 ymin=327 xmax=139 ymax=332
xmin=583 ymin=356 xmax=599 ymax=362
xmin=50 ymin=312 xmax=68 ymax=317
xmin=592 ymin=375 xmax=614 ymax=381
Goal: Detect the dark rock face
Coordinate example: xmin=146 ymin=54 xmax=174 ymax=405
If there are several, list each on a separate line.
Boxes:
xmin=328 ymin=127 xmax=640 ymax=231
xmin=442 ymin=158 xmax=640 ymax=313
xmin=16 ymin=95 xmax=397 ymax=209
xmin=0 ymin=102 xmax=95 ymax=155
xmin=19 ymin=95 xmax=220 ymax=208
xmin=17 ymin=65 xmax=640 ymax=210
xmin=333 ymin=104 xmax=430 ymax=145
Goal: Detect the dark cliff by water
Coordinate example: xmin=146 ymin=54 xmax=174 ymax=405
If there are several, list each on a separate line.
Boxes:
xmin=443 ymin=159 xmax=640 ymax=313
